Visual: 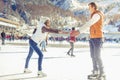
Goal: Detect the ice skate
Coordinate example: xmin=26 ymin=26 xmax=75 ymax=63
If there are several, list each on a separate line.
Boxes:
xmin=66 ymin=52 xmax=70 ymax=56
xmin=71 ymin=54 xmax=75 ymax=57
xmin=24 ymin=68 xmax=32 ymax=73
xmin=44 ymin=49 xmax=47 ymax=52
xmin=38 ymin=71 xmax=47 ymax=78
xmin=88 ymin=70 xmax=99 ymax=79
xmin=88 ymin=73 xmax=106 ymax=80
xmin=96 ymin=73 xmax=106 ymax=80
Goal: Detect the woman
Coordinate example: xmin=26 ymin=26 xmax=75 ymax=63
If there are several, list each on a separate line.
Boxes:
xmin=24 ymin=19 xmax=61 ymax=77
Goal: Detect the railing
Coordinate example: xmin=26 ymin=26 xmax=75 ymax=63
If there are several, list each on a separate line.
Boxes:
xmin=0 ymin=17 xmax=19 ymax=28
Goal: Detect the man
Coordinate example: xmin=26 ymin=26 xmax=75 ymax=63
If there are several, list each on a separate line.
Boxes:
xmin=87 ymin=2 xmax=105 ymax=79
xmin=73 ymin=2 xmax=105 ymax=79
xmin=24 ymin=19 xmax=63 ymax=77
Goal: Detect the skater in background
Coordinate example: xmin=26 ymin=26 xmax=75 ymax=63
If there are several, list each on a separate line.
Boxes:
xmin=40 ymin=40 xmax=47 ymax=52
xmin=1 ymin=30 xmax=6 ymax=45
xmin=40 ymin=32 xmax=49 ymax=52
xmin=67 ymin=27 xmax=78 ymax=57
xmin=24 ymin=19 xmax=64 ymax=77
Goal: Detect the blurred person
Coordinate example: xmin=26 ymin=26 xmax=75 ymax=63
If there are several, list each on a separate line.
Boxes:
xmin=40 ymin=40 xmax=47 ymax=52
xmin=1 ymin=30 xmax=6 ymax=45
xmin=40 ymin=32 xmax=49 ymax=52
xmin=67 ymin=27 xmax=79 ymax=57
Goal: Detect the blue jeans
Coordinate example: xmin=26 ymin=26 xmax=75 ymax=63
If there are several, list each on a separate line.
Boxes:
xmin=25 ymin=39 xmax=43 ymax=71
xmin=41 ymin=40 xmax=46 ymax=50
xmin=89 ymin=38 xmax=104 ymax=74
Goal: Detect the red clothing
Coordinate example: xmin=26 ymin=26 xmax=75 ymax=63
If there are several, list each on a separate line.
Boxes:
xmin=69 ymin=30 xmax=76 ymax=42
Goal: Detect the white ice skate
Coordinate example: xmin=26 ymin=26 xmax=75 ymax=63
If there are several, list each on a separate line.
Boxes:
xmin=38 ymin=71 xmax=47 ymax=78
xmin=24 ymin=68 xmax=32 ymax=73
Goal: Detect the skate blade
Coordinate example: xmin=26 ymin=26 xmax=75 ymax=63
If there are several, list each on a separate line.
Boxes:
xmin=88 ymin=76 xmax=106 ymax=80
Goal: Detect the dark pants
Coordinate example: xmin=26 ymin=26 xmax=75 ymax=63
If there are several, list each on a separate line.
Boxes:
xmin=67 ymin=42 xmax=74 ymax=55
xmin=2 ymin=38 xmax=5 ymax=45
xmin=25 ymin=39 xmax=43 ymax=71
xmin=89 ymin=38 xmax=104 ymax=74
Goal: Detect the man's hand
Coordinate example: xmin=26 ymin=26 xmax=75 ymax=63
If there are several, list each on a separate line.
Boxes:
xmin=58 ymin=30 xmax=69 ymax=34
xmin=71 ymin=30 xmax=80 ymax=36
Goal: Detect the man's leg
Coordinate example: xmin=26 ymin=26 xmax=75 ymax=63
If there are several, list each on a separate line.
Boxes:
xmin=89 ymin=39 xmax=98 ymax=73
xmin=94 ymin=38 xmax=104 ymax=77
xmin=2 ymin=38 xmax=4 ymax=45
xmin=70 ymin=42 xmax=75 ymax=56
xmin=67 ymin=42 xmax=72 ymax=55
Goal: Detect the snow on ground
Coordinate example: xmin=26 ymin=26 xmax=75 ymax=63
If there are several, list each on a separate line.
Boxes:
xmin=0 ymin=42 xmax=120 ymax=80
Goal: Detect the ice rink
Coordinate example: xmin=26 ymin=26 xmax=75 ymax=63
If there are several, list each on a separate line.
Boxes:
xmin=0 ymin=41 xmax=120 ymax=80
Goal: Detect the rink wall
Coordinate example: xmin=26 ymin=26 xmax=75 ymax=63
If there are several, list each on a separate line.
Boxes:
xmin=5 ymin=40 xmax=120 ymax=48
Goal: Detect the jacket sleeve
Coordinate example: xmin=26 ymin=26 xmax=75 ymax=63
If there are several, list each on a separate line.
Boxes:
xmin=42 ymin=27 xmax=59 ymax=33
xmin=79 ymin=14 xmax=100 ymax=33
